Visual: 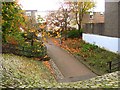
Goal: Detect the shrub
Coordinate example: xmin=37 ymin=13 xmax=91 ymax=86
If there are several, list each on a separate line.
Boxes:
xmin=2 ymin=2 xmax=25 ymax=44
xmin=67 ymin=29 xmax=83 ymax=38
xmin=81 ymin=43 xmax=98 ymax=52
xmin=2 ymin=2 xmax=47 ymax=58
xmin=22 ymin=44 xmax=47 ymax=57
xmin=2 ymin=42 xmax=47 ymax=58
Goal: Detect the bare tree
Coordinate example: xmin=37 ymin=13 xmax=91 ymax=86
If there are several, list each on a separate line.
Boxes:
xmin=65 ymin=0 xmax=95 ymax=32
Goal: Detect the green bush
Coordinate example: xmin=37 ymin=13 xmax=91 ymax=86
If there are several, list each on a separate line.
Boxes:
xmin=2 ymin=2 xmax=25 ymax=43
xmin=2 ymin=2 xmax=47 ymax=59
xmin=2 ymin=42 xmax=47 ymax=58
xmin=20 ymin=42 xmax=47 ymax=58
xmin=67 ymin=29 xmax=83 ymax=38
xmin=81 ymin=43 xmax=98 ymax=52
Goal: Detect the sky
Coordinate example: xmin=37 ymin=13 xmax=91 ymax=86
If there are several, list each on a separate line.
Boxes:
xmin=94 ymin=0 xmax=105 ymax=12
xmin=19 ymin=0 xmax=105 ymax=16
xmin=19 ymin=0 xmax=64 ymax=11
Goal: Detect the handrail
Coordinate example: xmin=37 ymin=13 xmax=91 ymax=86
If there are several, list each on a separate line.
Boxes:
xmin=107 ymin=60 xmax=120 ymax=73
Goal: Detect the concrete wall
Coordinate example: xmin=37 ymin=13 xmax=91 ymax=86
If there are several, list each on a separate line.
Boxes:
xmin=83 ymin=33 xmax=120 ymax=53
xmin=83 ymin=1 xmax=120 ymax=53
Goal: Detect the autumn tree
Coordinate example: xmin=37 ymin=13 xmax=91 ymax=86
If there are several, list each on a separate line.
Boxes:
xmin=65 ymin=0 xmax=95 ymax=33
xmin=59 ymin=6 xmax=72 ymax=40
xmin=37 ymin=15 xmax=48 ymax=41
xmin=2 ymin=1 xmax=25 ymax=44
xmin=22 ymin=13 xmax=38 ymax=46
xmin=46 ymin=6 xmax=72 ymax=40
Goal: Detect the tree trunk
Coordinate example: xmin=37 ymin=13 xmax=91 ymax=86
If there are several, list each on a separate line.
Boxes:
xmin=64 ymin=9 xmax=68 ymax=40
xmin=78 ymin=23 xmax=82 ymax=37
xmin=78 ymin=12 xmax=82 ymax=37
xmin=78 ymin=24 xmax=81 ymax=31
xmin=2 ymin=34 xmax=6 ymax=43
xmin=64 ymin=22 xmax=67 ymax=40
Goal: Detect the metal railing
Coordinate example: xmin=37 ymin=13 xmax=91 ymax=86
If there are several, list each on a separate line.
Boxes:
xmin=107 ymin=60 xmax=120 ymax=73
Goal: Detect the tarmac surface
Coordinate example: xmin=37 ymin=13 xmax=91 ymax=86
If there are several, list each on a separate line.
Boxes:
xmin=45 ymin=40 xmax=97 ymax=82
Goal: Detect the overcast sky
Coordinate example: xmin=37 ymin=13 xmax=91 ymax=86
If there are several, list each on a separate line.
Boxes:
xmin=19 ymin=0 xmax=63 ymax=11
xmin=19 ymin=0 xmax=105 ymax=16
xmin=94 ymin=0 xmax=105 ymax=12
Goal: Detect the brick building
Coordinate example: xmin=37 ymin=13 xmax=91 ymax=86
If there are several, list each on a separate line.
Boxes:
xmin=82 ymin=12 xmax=104 ymax=24
xmin=70 ymin=12 xmax=104 ymax=29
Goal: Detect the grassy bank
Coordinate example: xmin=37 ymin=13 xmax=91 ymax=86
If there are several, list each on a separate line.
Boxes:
xmin=0 ymin=54 xmax=119 ymax=88
xmin=1 ymin=54 xmax=56 ymax=88
xmin=51 ymin=38 xmax=119 ymax=75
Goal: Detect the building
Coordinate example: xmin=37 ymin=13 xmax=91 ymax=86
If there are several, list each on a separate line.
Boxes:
xmin=24 ymin=10 xmax=38 ymax=23
xmin=83 ymin=1 xmax=120 ymax=53
xmin=70 ymin=12 xmax=104 ymax=29
xmin=82 ymin=12 xmax=104 ymax=24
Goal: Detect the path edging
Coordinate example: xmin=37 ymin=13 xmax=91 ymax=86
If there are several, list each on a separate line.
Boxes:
xmin=59 ymin=46 xmax=102 ymax=76
xmin=49 ymin=59 xmax=65 ymax=82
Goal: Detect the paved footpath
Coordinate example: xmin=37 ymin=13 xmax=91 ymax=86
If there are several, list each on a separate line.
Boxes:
xmin=45 ymin=40 xmax=97 ymax=82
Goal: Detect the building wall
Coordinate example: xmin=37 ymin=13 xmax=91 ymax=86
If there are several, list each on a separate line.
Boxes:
xmin=83 ymin=1 xmax=120 ymax=38
xmin=69 ymin=12 xmax=104 ymax=29
xmin=83 ymin=1 xmax=120 ymax=53
xmin=25 ymin=10 xmax=38 ymax=23
xmin=118 ymin=1 xmax=120 ymax=37
xmin=82 ymin=12 xmax=104 ymax=24
xmin=118 ymin=1 xmax=120 ymax=51
xmin=92 ymin=12 xmax=104 ymax=23
xmin=104 ymin=2 xmax=119 ymax=38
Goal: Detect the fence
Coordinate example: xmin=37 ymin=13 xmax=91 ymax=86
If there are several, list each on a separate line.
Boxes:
xmin=83 ymin=23 xmax=104 ymax=35
xmin=83 ymin=22 xmax=120 ymax=38
xmin=2 ymin=43 xmax=47 ymax=58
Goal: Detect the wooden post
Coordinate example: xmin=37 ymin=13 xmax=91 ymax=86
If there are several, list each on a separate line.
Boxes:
xmin=108 ymin=61 xmax=112 ymax=73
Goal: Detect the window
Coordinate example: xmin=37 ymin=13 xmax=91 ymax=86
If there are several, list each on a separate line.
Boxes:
xmin=90 ymin=12 xmax=93 ymax=19
xmin=100 ymin=12 xmax=104 ymax=15
xmin=90 ymin=15 xmax=93 ymax=19
xmin=26 ymin=12 xmax=31 ymax=16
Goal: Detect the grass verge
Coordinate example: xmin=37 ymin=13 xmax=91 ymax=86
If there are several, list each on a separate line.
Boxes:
xmin=51 ymin=38 xmax=120 ymax=75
